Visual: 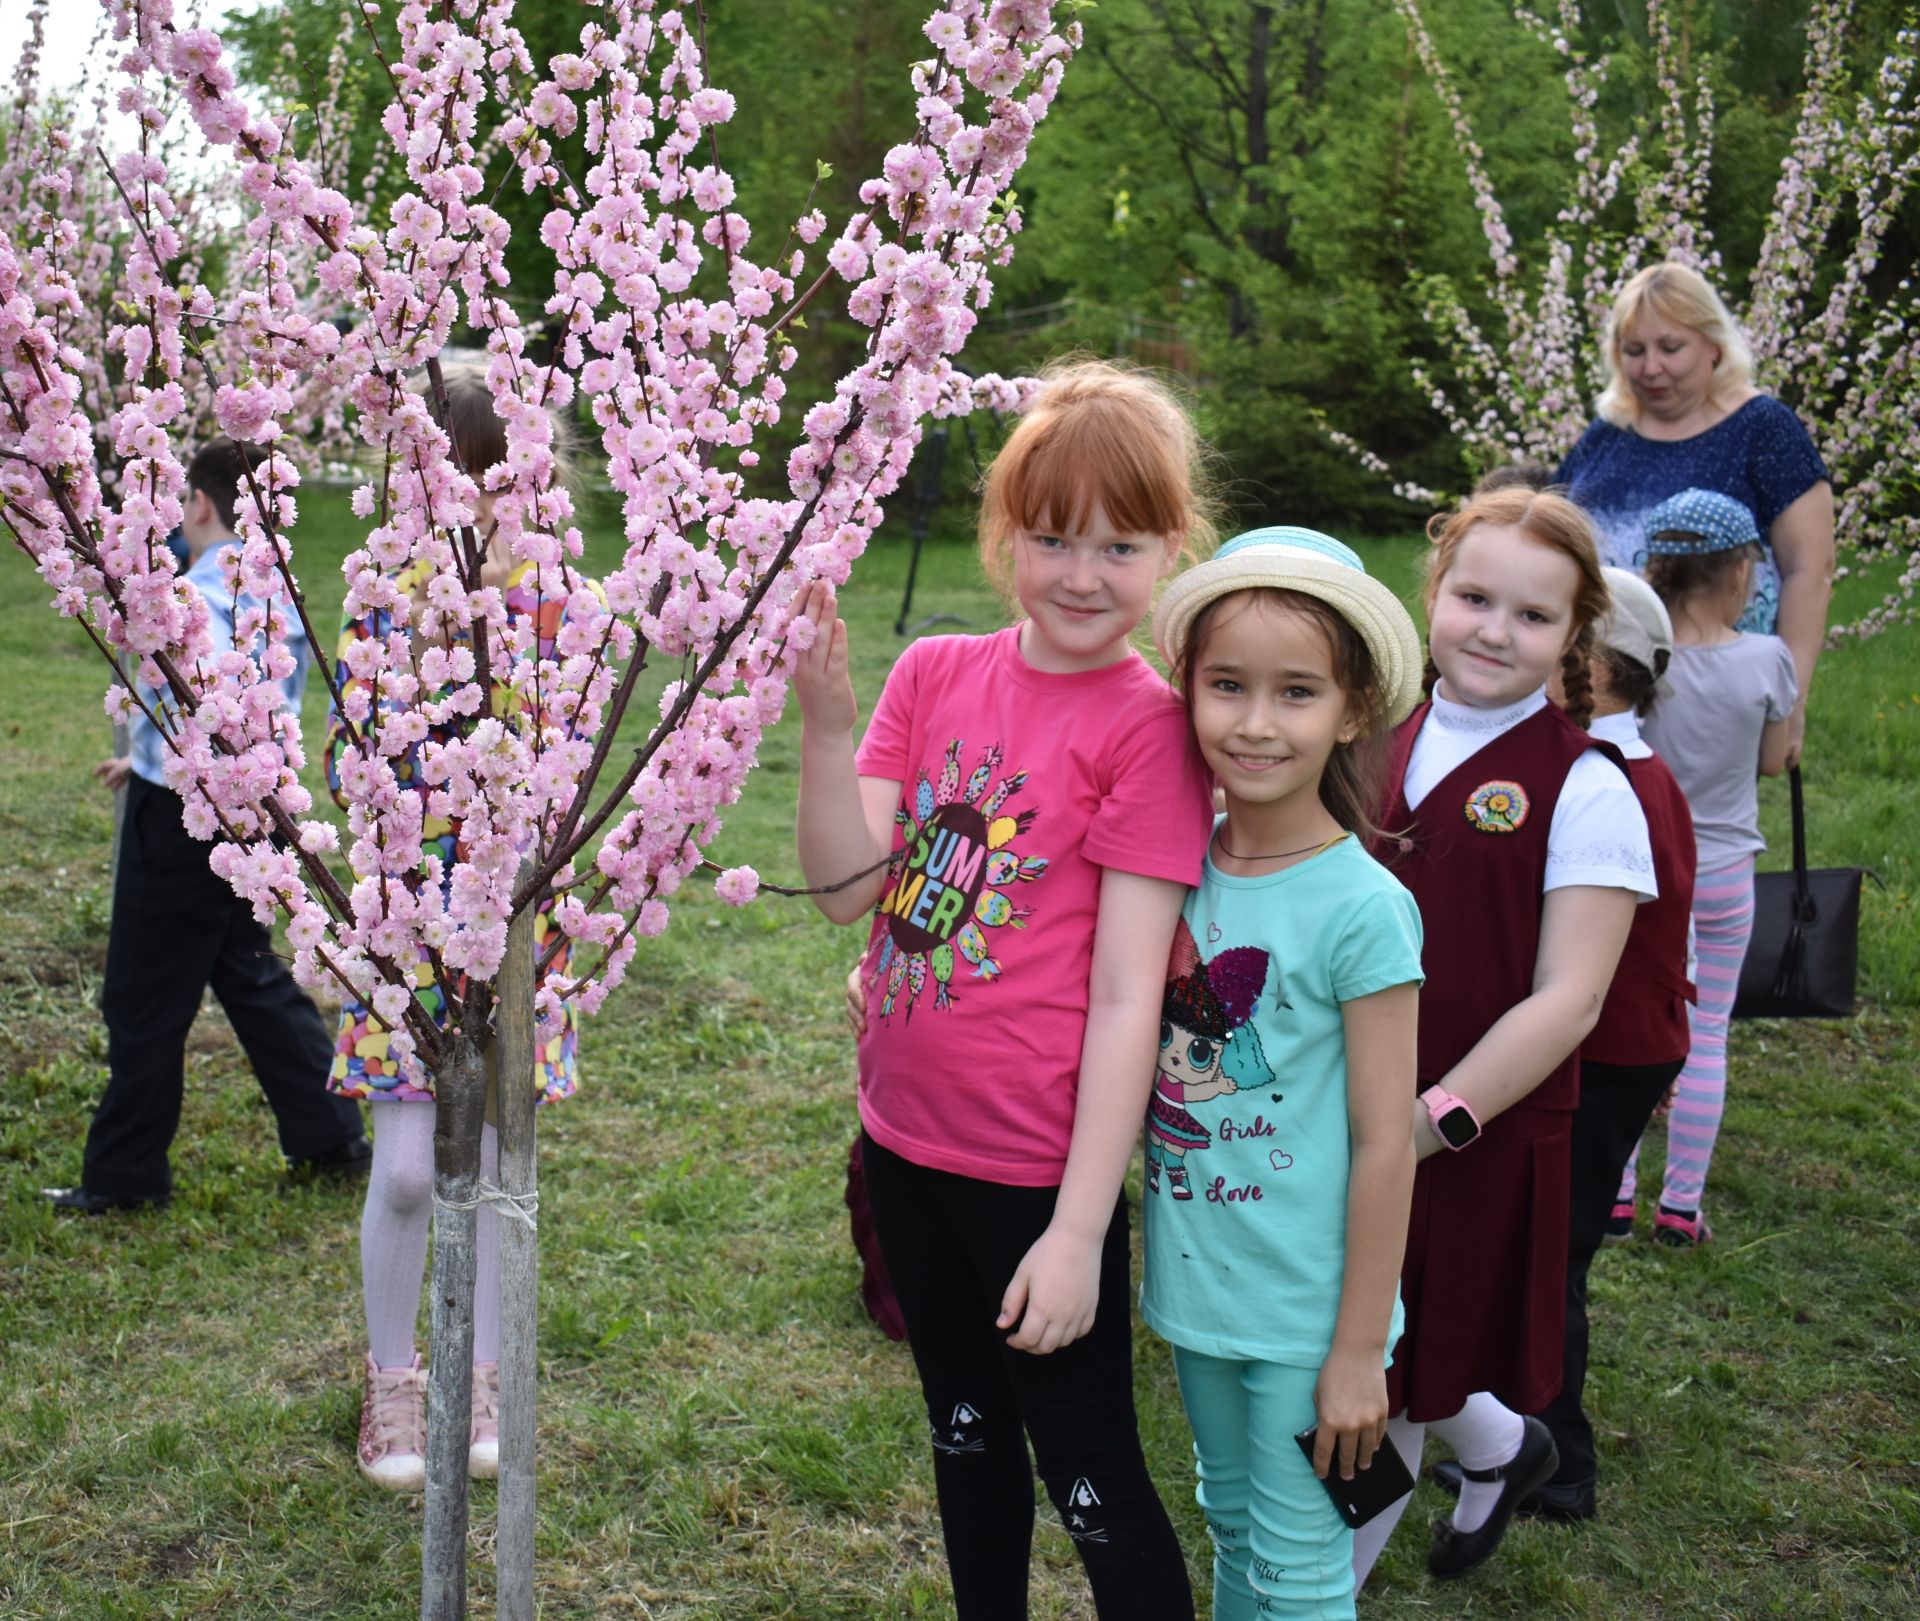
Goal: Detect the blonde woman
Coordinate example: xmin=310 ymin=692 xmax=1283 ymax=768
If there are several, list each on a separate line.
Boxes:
xmin=1557 ymin=262 xmax=1833 ymax=766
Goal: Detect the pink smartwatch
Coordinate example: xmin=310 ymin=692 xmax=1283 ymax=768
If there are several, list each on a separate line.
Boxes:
xmin=1421 ymin=1086 xmax=1481 ymax=1151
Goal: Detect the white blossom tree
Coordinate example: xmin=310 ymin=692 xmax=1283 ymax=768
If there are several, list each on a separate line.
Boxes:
xmin=1334 ymin=0 xmax=1920 ymax=638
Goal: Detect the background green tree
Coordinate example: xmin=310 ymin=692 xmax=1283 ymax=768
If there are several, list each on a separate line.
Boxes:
xmin=231 ymin=0 xmax=1920 ymax=534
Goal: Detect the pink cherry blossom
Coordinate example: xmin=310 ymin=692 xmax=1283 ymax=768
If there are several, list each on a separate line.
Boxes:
xmin=3 ymin=0 xmax=1073 ymax=1074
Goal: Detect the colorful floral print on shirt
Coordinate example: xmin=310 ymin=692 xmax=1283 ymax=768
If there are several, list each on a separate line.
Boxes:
xmin=868 ymin=738 xmax=1050 ymax=1019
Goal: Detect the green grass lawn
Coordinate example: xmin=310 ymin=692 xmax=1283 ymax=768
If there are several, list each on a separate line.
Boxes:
xmin=2 ymin=491 xmax=1917 ymax=1619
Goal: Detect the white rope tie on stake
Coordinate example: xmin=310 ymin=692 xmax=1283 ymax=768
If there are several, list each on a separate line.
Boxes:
xmin=434 ymin=1180 xmax=539 ymax=1231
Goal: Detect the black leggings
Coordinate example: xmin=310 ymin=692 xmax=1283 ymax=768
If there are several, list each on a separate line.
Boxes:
xmin=1540 ymin=1056 xmax=1685 ymax=1483
xmin=861 ymin=1132 xmax=1193 ymax=1621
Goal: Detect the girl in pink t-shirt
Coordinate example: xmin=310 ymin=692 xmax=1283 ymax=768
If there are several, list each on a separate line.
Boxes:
xmin=794 ymin=363 xmax=1216 ymax=1619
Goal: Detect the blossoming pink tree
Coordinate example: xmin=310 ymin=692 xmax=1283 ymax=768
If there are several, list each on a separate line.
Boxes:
xmin=0 ymin=0 xmax=1071 ymax=1613
xmin=1337 ymin=0 xmax=1920 ymax=638
xmin=2 ymin=1 xmax=361 ymax=487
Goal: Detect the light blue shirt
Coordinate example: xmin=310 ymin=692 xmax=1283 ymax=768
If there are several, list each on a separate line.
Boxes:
xmin=1142 ymin=832 xmax=1424 ymax=1368
xmin=128 ymin=540 xmax=313 ymax=788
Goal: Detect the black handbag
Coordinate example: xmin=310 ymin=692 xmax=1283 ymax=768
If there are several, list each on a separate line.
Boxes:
xmin=1733 ymin=767 xmax=1876 ymax=1019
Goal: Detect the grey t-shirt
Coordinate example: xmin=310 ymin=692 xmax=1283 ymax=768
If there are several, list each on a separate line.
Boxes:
xmin=1642 ymin=634 xmax=1799 ymax=873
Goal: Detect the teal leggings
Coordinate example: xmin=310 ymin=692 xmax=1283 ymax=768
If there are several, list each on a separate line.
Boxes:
xmin=1171 ymin=1348 xmax=1356 ymax=1621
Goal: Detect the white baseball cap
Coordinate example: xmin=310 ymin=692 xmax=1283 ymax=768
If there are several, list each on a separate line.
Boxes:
xmin=1598 ymin=566 xmax=1674 ymax=692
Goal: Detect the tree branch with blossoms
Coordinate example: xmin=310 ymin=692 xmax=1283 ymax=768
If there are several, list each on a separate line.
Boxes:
xmin=3 ymin=0 xmax=1074 ymax=1612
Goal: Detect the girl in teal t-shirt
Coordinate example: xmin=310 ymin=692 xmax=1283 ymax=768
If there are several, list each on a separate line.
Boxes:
xmin=1145 ymin=531 xmax=1427 ymax=1620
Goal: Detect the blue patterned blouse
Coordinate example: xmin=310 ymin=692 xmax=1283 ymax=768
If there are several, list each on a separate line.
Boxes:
xmin=1556 ymin=395 xmax=1829 ymax=633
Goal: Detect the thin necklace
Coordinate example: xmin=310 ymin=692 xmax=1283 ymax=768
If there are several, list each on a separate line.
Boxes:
xmin=1214 ymin=829 xmax=1345 ymax=862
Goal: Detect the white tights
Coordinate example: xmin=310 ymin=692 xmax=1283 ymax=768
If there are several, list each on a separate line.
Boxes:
xmin=361 ymin=1102 xmax=500 ymax=1371
xmin=1350 ymin=1392 xmax=1526 ymax=1585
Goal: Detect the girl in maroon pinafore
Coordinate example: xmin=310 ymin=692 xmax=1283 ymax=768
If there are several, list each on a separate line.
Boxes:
xmin=1354 ymin=489 xmax=1656 ymax=1584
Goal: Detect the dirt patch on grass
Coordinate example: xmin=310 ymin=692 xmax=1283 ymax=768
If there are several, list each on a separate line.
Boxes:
xmin=146 ymin=1535 xmax=204 ymax=1578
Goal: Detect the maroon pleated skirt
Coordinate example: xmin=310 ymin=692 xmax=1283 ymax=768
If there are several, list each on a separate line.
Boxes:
xmin=1387 ymin=1100 xmax=1573 ymax=1423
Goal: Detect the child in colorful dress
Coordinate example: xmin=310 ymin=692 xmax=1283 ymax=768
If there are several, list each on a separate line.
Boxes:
xmin=1355 ymin=487 xmax=1655 ymax=1584
xmin=1143 ymin=530 xmax=1427 ymax=1619
xmin=794 ymin=362 xmax=1217 ymax=1618
xmin=326 ymin=369 xmax=587 ymax=1490
xmin=1430 ymin=565 xmax=1698 ymax=1523
xmin=1622 ymin=489 xmax=1796 ymax=1246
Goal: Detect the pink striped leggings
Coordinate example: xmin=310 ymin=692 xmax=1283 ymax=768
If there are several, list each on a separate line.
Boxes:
xmin=1619 ymin=857 xmax=1756 ymax=1214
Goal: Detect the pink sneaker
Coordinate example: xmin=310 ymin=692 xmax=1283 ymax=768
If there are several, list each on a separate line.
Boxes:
xmin=1602 ymin=1202 xmax=1636 ymax=1246
xmin=470 ymin=1362 xmax=500 ymax=1479
xmin=358 ymin=1353 xmax=427 ymax=1491
xmin=1653 ymin=1206 xmax=1713 ymax=1248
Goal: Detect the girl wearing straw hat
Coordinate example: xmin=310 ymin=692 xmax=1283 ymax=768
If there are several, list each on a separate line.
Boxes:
xmin=1143 ymin=528 xmax=1427 ymax=1620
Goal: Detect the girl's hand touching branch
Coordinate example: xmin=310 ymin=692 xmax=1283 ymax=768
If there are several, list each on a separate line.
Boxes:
xmin=793 ymin=581 xmax=857 ymax=735
xmin=792 ymin=583 xmax=898 ymax=923
xmin=1311 ymin=1346 xmax=1390 ymax=1481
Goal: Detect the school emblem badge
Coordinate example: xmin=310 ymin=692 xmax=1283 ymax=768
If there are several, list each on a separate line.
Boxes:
xmin=1464 ymin=779 xmax=1529 ymax=834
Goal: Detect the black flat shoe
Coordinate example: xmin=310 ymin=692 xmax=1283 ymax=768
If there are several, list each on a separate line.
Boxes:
xmin=285 ymin=1136 xmax=373 ymax=1185
xmin=43 ymin=1185 xmax=170 ymax=1216
xmin=1431 ymin=1455 xmax=1596 ymax=1523
xmin=1427 ymin=1416 xmax=1561 ymax=1579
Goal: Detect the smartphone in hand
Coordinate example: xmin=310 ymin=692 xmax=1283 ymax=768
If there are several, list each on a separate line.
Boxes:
xmin=1293 ymin=1426 xmax=1417 ymax=1529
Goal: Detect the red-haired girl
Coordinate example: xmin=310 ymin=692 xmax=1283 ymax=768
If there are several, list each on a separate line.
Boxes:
xmin=794 ymin=362 xmax=1215 ymax=1618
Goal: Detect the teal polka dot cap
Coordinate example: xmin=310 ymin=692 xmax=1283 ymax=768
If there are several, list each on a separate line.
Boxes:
xmin=1644 ymin=488 xmax=1761 ymax=555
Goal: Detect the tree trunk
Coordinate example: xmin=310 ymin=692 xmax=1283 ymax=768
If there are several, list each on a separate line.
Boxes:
xmin=421 ymin=1030 xmax=488 ymax=1621
xmin=494 ymin=895 xmax=539 ymax=1621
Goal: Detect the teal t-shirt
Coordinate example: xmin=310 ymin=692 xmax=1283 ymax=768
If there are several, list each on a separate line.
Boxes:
xmin=1140 ymin=831 xmax=1425 ymax=1367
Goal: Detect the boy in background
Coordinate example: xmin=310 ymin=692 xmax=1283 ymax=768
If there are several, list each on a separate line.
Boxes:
xmin=46 ymin=439 xmax=367 ymax=1214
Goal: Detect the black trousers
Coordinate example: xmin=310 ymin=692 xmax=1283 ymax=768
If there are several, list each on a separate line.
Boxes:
xmin=1538 ymin=1056 xmax=1685 ymax=1484
xmin=82 ymin=777 xmax=363 ymax=1201
xmin=860 ymin=1132 xmax=1193 ymax=1621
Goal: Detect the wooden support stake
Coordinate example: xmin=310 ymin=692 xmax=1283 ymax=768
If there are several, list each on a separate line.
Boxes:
xmin=494 ymin=888 xmax=539 ymax=1621
xmin=421 ymin=1031 xmax=487 ymax=1621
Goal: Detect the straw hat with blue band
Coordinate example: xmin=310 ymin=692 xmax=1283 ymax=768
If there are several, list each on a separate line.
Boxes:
xmin=1153 ymin=526 xmax=1426 ymax=724
xmin=1644 ymin=488 xmax=1762 ymax=555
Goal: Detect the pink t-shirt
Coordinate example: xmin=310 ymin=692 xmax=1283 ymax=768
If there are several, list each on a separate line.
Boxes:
xmin=853 ymin=625 xmax=1214 ymax=1185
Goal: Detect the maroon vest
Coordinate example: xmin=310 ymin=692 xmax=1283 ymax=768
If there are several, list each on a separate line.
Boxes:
xmin=1375 ymin=702 xmax=1623 ymax=1116
xmin=1583 ymin=752 xmax=1697 ymax=1065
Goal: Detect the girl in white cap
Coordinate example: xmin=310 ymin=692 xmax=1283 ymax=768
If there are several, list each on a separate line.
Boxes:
xmin=1144 ymin=528 xmax=1427 ymax=1620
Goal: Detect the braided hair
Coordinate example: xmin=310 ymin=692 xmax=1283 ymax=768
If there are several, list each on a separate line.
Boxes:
xmin=1557 ymin=642 xmax=1597 ymax=728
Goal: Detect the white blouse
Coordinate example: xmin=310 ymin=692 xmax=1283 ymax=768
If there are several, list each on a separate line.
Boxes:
xmin=1588 ymin=707 xmax=1651 ymax=761
xmin=1405 ymin=686 xmax=1657 ymax=899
